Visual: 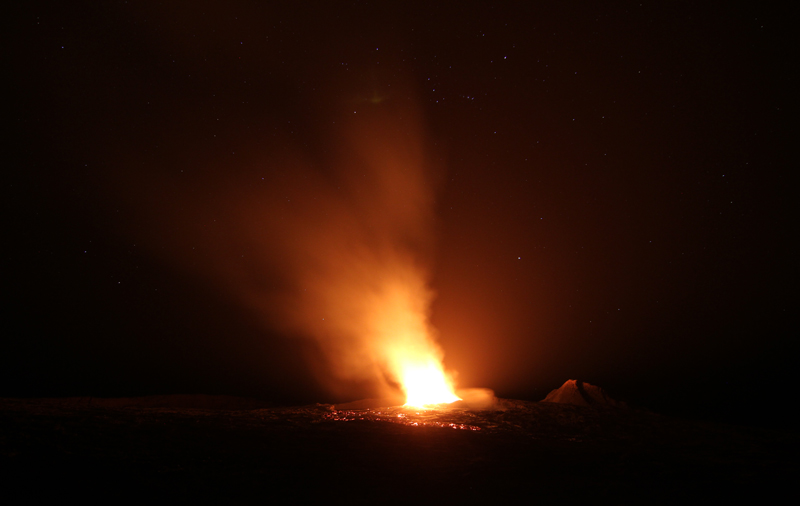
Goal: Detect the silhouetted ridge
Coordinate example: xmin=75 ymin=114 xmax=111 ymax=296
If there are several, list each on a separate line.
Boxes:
xmin=542 ymin=379 xmax=620 ymax=407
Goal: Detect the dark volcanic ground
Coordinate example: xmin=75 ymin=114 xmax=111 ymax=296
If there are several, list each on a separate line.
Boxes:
xmin=2 ymin=396 xmax=796 ymax=503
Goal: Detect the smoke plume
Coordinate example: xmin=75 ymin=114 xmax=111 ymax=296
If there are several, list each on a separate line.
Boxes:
xmin=118 ymin=74 xmax=451 ymax=400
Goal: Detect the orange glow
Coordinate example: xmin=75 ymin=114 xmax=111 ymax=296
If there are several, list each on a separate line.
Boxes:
xmin=357 ymin=274 xmax=461 ymax=407
xmin=399 ymin=358 xmax=460 ymax=407
xmin=125 ymin=69 xmax=464 ymax=404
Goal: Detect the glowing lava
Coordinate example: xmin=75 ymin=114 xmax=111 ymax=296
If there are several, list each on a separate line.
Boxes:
xmin=356 ymin=275 xmax=460 ymax=408
xmin=399 ymin=358 xmax=460 ymax=408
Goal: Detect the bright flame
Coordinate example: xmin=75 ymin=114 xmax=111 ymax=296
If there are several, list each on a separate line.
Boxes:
xmin=363 ymin=279 xmax=461 ymax=408
xmin=400 ymin=358 xmax=460 ymax=407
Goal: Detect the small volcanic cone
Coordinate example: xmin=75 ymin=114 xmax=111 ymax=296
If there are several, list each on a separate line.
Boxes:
xmin=542 ymin=379 xmax=619 ymax=407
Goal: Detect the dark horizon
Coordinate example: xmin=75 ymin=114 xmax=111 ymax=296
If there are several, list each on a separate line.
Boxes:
xmin=5 ymin=1 xmax=794 ymax=428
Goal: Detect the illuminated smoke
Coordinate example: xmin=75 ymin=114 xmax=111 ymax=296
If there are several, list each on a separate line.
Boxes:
xmin=252 ymin=88 xmax=456 ymax=402
xmin=119 ymin=74 xmax=457 ymax=402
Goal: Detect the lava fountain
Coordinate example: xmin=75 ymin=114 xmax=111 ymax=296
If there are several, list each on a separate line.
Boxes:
xmin=398 ymin=358 xmax=460 ymax=407
xmin=353 ymin=269 xmax=461 ymax=408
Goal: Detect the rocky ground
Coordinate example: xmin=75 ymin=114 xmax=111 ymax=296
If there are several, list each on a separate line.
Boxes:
xmin=1 ymin=396 xmax=797 ymax=503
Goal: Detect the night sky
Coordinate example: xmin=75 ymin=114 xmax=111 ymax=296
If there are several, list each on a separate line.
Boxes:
xmin=5 ymin=1 xmax=794 ymax=426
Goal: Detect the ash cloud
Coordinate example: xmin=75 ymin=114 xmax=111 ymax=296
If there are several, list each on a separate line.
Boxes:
xmin=117 ymin=74 xmax=449 ymax=400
